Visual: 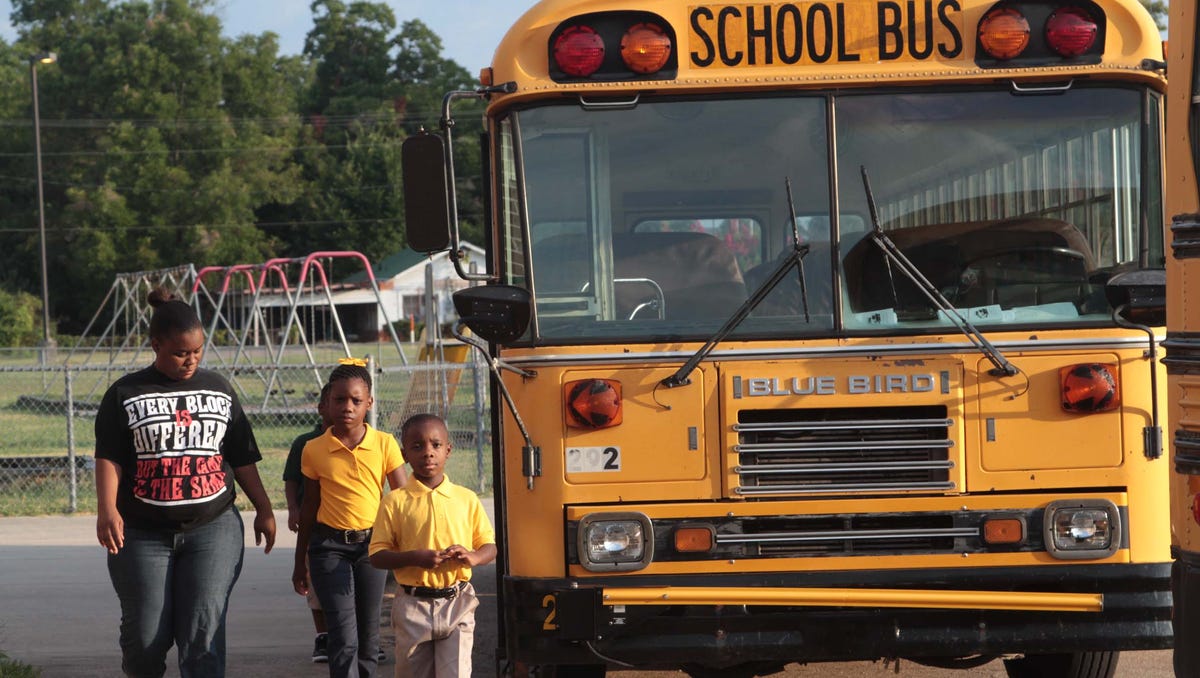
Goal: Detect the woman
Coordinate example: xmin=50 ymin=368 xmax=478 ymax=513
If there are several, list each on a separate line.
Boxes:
xmin=94 ymin=288 xmax=275 ymax=678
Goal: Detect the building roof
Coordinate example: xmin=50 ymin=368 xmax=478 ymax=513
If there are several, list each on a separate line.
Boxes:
xmin=343 ymin=242 xmax=484 ymax=285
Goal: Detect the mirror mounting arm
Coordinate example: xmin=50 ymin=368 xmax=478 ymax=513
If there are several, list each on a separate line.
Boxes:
xmin=452 ymin=321 xmax=541 ymax=489
xmin=1104 ymin=268 xmax=1165 ymax=460
xmin=437 ymin=90 xmax=497 ymax=282
xmin=1112 ymin=304 xmax=1163 ymax=460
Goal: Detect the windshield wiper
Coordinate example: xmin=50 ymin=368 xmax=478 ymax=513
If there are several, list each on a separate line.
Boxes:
xmin=860 ymin=166 xmax=1018 ymax=378
xmin=661 ymin=178 xmax=812 ymax=388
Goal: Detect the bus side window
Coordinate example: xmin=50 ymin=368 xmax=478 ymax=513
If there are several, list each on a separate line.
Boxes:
xmin=531 ymin=233 xmax=592 ymax=294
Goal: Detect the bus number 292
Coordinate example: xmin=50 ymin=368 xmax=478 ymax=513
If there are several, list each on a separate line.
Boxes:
xmin=566 ymin=446 xmax=621 ymax=473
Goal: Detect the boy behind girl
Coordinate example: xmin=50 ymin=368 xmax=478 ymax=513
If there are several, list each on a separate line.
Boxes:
xmin=369 ymin=413 xmax=496 ymax=677
xmin=283 ymin=384 xmax=333 ymax=662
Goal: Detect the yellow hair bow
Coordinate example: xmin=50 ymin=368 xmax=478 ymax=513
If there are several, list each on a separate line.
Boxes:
xmin=338 ymin=357 xmax=367 ymax=367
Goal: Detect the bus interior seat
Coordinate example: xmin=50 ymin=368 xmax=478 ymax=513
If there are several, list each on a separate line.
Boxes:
xmin=530 ymin=231 xmax=748 ymax=321
xmin=743 ymin=241 xmax=834 ymax=317
xmin=842 ymin=217 xmax=1096 ymax=313
xmin=613 ymin=231 xmax=747 ymax=321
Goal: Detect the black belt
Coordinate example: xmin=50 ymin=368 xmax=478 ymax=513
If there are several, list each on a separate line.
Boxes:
xmin=401 ymin=581 xmax=467 ymax=599
xmin=314 ymin=523 xmax=372 ymax=544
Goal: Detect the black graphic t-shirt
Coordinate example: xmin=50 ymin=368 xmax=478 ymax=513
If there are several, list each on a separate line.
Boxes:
xmin=95 ymin=366 xmax=261 ymax=530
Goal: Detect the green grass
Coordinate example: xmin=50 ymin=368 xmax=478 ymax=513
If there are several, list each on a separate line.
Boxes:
xmin=0 ymin=342 xmax=492 ymax=516
xmin=0 ymin=421 xmax=491 ymax=517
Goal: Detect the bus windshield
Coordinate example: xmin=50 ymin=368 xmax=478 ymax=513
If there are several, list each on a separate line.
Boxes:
xmin=502 ymin=86 xmax=1161 ymax=343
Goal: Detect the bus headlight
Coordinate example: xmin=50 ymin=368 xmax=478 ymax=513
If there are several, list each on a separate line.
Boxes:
xmin=578 ymin=512 xmax=654 ymax=572
xmin=1043 ymin=499 xmax=1121 ymax=560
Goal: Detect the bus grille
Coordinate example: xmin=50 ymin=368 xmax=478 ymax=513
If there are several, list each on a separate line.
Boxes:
xmin=726 ymin=513 xmax=971 ymax=557
xmin=733 ymin=406 xmax=955 ymax=496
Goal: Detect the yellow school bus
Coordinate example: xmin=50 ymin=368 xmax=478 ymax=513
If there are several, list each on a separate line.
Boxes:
xmin=1165 ymin=0 xmax=1200 ymax=675
xmin=404 ymin=1 xmax=1172 ymax=675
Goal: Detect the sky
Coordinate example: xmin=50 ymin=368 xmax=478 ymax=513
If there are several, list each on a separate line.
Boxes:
xmin=1 ymin=0 xmax=530 ymax=73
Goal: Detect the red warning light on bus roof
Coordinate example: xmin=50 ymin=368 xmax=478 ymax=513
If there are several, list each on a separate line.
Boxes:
xmin=554 ymin=25 xmax=606 ymax=77
xmin=1046 ymin=7 xmax=1098 ymax=57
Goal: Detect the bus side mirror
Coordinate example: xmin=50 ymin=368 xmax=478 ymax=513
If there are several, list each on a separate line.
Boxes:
xmin=453 ymin=285 xmax=533 ymax=344
xmin=402 ymin=132 xmax=452 ymax=253
xmin=1105 ymin=268 xmax=1166 ymax=326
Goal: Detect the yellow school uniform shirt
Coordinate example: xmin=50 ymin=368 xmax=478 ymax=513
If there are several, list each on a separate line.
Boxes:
xmin=369 ymin=474 xmax=495 ymax=588
xmin=300 ymin=424 xmax=403 ymax=531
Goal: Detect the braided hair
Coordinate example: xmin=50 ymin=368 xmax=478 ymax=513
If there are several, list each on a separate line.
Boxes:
xmin=328 ymin=363 xmax=372 ymax=393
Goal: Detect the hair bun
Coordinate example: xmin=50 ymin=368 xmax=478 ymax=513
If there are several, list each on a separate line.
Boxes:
xmin=147 ymin=286 xmax=180 ymax=308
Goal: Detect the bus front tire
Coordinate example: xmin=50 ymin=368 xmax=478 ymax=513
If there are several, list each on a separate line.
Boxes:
xmin=1002 ymin=651 xmax=1119 ymax=678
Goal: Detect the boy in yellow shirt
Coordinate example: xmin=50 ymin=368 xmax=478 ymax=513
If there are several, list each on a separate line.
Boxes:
xmin=369 ymin=413 xmax=496 ymax=677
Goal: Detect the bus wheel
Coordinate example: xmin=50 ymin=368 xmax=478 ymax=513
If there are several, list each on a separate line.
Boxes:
xmin=1002 ymin=651 xmax=1119 ymax=678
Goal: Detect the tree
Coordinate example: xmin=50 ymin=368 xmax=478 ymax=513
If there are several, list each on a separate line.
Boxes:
xmin=392 ymin=18 xmax=484 ymax=245
xmin=1141 ymin=0 xmax=1167 ymax=30
xmin=0 ymin=289 xmax=41 ymax=346
xmin=303 ymin=0 xmax=395 ymax=116
xmin=391 ymin=19 xmax=474 ymax=133
xmin=2 ymin=0 xmax=305 ymax=332
xmin=0 ymin=0 xmax=481 ymax=334
xmin=277 ymin=0 xmax=408 ymax=261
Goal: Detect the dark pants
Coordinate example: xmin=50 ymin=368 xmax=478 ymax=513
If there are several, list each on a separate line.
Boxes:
xmin=309 ymin=530 xmax=386 ymax=678
xmin=107 ymin=506 xmax=245 ymax=678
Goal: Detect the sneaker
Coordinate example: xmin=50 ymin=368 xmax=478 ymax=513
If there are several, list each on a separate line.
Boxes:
xmin=312 ymin=633 xmax=329 ymax=663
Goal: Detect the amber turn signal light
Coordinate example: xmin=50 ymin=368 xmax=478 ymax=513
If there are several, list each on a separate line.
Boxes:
xmin=565 ymin=379 xmax=623 ymax=429
xmin=1060 ymin=363 xmax=1119 ymax=413
xmin=983 ymin=517 xmax=1025 ymax=545
xmin=621 ymin=22 xmax=672 ymax=74
xmin=978 ymin=7 xmax=1030 ymax=60
xmin=674 ymin=526 xmax=714 ymax=553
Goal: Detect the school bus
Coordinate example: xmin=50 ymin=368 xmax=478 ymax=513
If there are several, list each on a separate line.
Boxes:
xmin=1165 ymin=0 xmax=1200 ymax=675
xmin=403 ymin=1 xmax=1172 ymax=675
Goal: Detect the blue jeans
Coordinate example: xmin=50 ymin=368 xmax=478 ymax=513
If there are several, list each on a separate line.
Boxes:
xmin=107 ymin=506 xmax=245 ymax=678
xmin=309 ymin=532 xmax=386 ymax=678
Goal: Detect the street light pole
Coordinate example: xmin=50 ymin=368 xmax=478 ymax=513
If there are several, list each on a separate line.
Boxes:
xmin=30 ymin=52 xmax=57 ymax=350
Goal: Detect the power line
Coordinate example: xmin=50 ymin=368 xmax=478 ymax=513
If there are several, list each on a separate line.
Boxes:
xmin=0 ymin=140 xmax=404 ymax=158
xmin=0 ymin=216 xmax=407 ymax=235
xmin=0 ymin=109 xmax=465 ymax=130
xmin=0 ymin=173 xmax=399 ymax=196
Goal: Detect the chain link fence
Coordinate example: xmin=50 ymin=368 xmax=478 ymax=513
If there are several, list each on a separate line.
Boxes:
xmin=0 ymin=344 xmax=492 ymax=516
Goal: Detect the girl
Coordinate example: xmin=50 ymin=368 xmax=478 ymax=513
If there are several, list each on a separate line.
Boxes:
xmin=94 ymin=287 xmax=275 ymax=678
xmin=294 ymin=360 xmax=408 ymax=677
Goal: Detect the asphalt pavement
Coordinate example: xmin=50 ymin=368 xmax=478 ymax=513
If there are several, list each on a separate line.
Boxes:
xmin=0 ymin=505 xmax=1175 ymax=678
xmin=0 ymin=505 xmax=498 ymax=678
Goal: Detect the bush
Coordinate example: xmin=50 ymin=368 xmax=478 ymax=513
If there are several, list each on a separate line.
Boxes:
xmin=0 ymin=290 xmax=41 ymax=347
xmin=0 ymin=651 xmax=39 ymax=677
xmin=391 ymin=319 xmax=423 ymax=342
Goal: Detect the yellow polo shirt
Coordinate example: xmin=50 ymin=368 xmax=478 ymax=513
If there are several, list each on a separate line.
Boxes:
xmin=369 ymin=475 xmax=495 ymax=588
xmin=301 ymin=425 xmax=403 ymax=531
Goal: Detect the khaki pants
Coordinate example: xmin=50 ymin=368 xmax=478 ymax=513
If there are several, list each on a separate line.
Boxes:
xmin=392 ymin=582 xmax=478 ymax=678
